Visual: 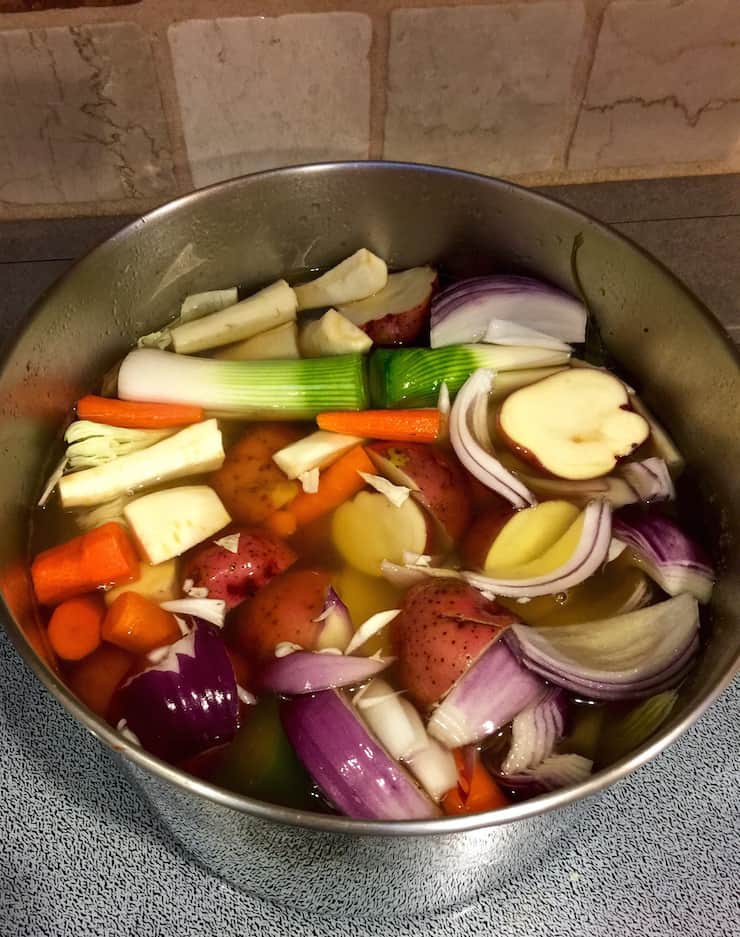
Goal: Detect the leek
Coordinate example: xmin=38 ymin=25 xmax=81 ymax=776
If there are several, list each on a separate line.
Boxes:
xmin=369 ymin=345 xmax=571 ymax=408
xmin=597 ymin=691 xmax=678 ymax=766
xmin=58 ymin=419 xmax=225 ymax=509
xmin=118 ymin=349 xmax=368 ymax=419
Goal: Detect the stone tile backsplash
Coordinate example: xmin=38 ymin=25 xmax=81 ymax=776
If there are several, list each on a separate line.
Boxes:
xmin=0 ymin=0 xmax=738 ymax=218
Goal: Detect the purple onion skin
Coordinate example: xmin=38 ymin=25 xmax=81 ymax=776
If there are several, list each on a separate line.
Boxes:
xmin=120 ymin=619 xmax=239 ymax=762
xmin=281 ymin=690 xmax=440 ymax=820
xmin=614 ymin=508 xmax=713 ymax=570
xmin=432 ymin=276 xmax=576 ymax=324
xmin=259 ymin=651 xmax=389 ymax=696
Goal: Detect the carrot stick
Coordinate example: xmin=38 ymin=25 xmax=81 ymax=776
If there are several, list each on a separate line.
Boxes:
xmin=0 ymin=559 xmax=58 ymax=670
xmin=76 ymin=395 xmax=204 ymax=429
xmin=265 ymin=510 xmax=298 ymax=538
xmin=47 ymin=594 xmax=105 ymax=661
xmin=275 ymin=444 xmax=375 ymax=529
xmin=31 ymin=522 xmax=140 ymax=606
xmin=317 ymin=409 xmax=441 ymax=443
xmin=441 ymin=749 xmax=509 ymax=815
xmin=102 ymin=591 xmax=182 ymax=654
xmin=67 ymin=643 xmax=135 ymax=718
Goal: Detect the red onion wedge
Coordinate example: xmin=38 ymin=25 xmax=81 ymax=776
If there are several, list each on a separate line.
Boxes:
xmin=501 ymin=688 xmax=568 ymax=775
xmin=463 ymin=499 xmax=612 ymax=598
xmin=450 ymin=369 xmax=536 ymax=508
xmin=120 ymin=619 xmax=238 ymax=762
xmin=354 ymin=678 xmax=458 ymax=801
xmin=505 ymin=593 xmax=700 ymax=701
xmin=427 ymin=638 xmax=544 ymax=748
xmin=483 ymin=319 xmax=572 ymax=353
xmin=260 ymin=649 xmax=391 ymax=695
xmin=613 ymin=508 xmax=714 ymax=603
xmin=314 ymin=586 xmax=353 ymax=651
xmin=281 ymin=690 xmax=440 ymax=820
xmin=616 ymin=458 xmax=675 ymax=504
xmin=430 ymin=276 xmax=587 ymax=348
xmin=496 ymin=753 xmax=593 ymax=797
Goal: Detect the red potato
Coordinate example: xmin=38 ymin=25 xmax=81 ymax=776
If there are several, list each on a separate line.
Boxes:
xmin=210 ymin=423 xmax=304 ymax=526
xmin=460 ymin=502 xmax=516 ymax=569
xmin=234 ymin=568 xmax=332 ymax=662
xmin=335 ymin=267 xmax=437 ymax=347
xmin=391 ymin=579 xmax=517 ymax=709
xmin=182 ymin=528 xmax=297 ymax=610
xmin=367 ymin=442 xmax=472 ymax=547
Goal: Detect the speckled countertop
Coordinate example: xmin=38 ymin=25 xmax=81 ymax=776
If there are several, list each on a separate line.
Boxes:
xmin=1 ymin=183 xmax=739 ymax=936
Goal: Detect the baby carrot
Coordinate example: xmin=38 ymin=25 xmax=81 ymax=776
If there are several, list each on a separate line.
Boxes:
xmin=47 ymin=594 xmax=105 ymax=661
xmin=67 ymin=643 xmax=135 ymax=719
xmin=76 ymin=395 xmax=204 ymax=429
xmin=102 ymin=591 xmax=182 ymax=655
xmin=31 ymin=522 xmax=140 ymax=606
xmin=317 ymin=409 xmax=441 ymax=443
xmin=441 ymin=749 xmax=510 ymax=815
xmin=276 ymin=444 xmax=375 ymax=528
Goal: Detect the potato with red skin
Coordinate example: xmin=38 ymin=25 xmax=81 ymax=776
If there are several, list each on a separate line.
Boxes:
xmin=337 ymin=267 xmax=437 ymax=347
xmin=210 ymin=423 xmax=304 ymax=526
xmin=361 ymin=300 xmax=431 ymax=346
xmin=367 ymin=442 xmax=472 ymax=546
xmin=391 ymin=578 xmax=517 ymax=709
xmin=460 ymin=502 xmax=516 ymax=569
xmin=182 ymin=528 xmax=297 ymax=610
xmin=234 ymin=568 xmax=332 ymax=662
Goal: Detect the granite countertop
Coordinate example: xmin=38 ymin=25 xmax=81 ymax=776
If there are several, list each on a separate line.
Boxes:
xmin=1 ymin=188 xmax=738 ymax=936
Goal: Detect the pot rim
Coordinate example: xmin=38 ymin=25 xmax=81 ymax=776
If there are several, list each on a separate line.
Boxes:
xmin=2 ymin=159 xmax=738 ymax=838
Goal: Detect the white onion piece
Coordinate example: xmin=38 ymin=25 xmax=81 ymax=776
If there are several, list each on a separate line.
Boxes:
xmin=380 ymin=560 xmax=462 ymax=589
xmin=213 ymin=532 xmax=240 ymax=553
xmin=344 ymin=608 xmax=401 ymax=656
xmin=450 ymin=369 xmax=536 ymax=508
xmin=498 ymin=753 xmax=593 ymax=795
xmin=354 ymin=680 xmax=458 ymax=801
xmin=358 ymin=471 xmax=411 ymax=507
xmin=160 ymin=598 xmax=226 ymax=628
xmin=484 ymin=319 xmax=572 ymax=353
xmin=501 ymin=688 xmax=567 ymax=775
xmin=314 ymin=587 xmax=353 ymax=651
xmin=463 ymin=499 xmax=612 ymax=598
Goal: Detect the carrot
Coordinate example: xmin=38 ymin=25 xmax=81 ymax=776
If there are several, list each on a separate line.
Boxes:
xmin=0 ymin=559 xmax=58 ymax=670
xmin=441 ymin=749 xmax=510 ymax=815
xmin=275 ymin=445 xmax=375 ymax=529
xmin=317 ymin=408 xmax=441 ymax=443
xmin=47 ymin=594 xmax=105 ymax=661
xmin=76 ymin=395 xmax=204 ymax=429
xmin=31 ymin=522 xmax=140 ymax=606
xmin=265 ymin=510 xmax=298 ymax=538
xmin=102 ymin=591 xmax=182 ymax=655
xmin=67 ymin=643 xmax=135 ymax=718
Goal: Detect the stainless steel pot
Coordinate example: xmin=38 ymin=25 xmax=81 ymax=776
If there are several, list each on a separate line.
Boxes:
xmin=1 ymin=162 xmax=738 ymax=917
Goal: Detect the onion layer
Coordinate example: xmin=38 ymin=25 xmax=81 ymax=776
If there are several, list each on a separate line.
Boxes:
xmin=120 ymin=619 xmax=238 ymax=761
xmin=501 ymin=688 xmax=568 ymax=775
xmin=281 ymin=689 xmax=440 ymax=820
xmin=430 ymin=275 xmax=587 ymax=347
xmin=505 ymin=593 xmax=700 ymax=701
xmin=463 ymin=499 xmax=612 ymax=598
xmin=427 ymin=638 xmax=544 ymax=748
xmin=260 ymin=650 xmax=391 ymax=695
xmin=450 ymin=369 xmax=536 ymax=508
xmin=613 ymin=508 xmax=714 ymax=603
xmin=497 ymin=753 xmax=593 ymax=796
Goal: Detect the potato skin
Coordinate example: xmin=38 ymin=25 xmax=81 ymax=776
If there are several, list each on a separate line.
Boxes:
xmin=362 ymin=297 xmax=431 ymax=346
xmin=210 ymin=423 xmax=303 ymax=525
xmin=234 ymin=568 xmax=332 ymax=662
xmin=182 ymin=528 xmax=297 ymax=610
xmin=367 ymin=442 xmax=472 ymax=544
xmin=391 ymin=578 xmax=517 ymax=708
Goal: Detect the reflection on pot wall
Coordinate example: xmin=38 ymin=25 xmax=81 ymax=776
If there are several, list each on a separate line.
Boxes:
xmin=1 ymin=0 xmax=739 ymax=219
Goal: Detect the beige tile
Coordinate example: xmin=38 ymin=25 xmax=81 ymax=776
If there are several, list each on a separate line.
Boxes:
xmin=383 ymin=3 xmax=586 ymax=175
xmin=169 ymin=14 xmax=371 ymax=187
xmin=569 ymin=0 xmax=740 ymax=172
xmin=0 ymin=23 xmax=176 ymax=206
